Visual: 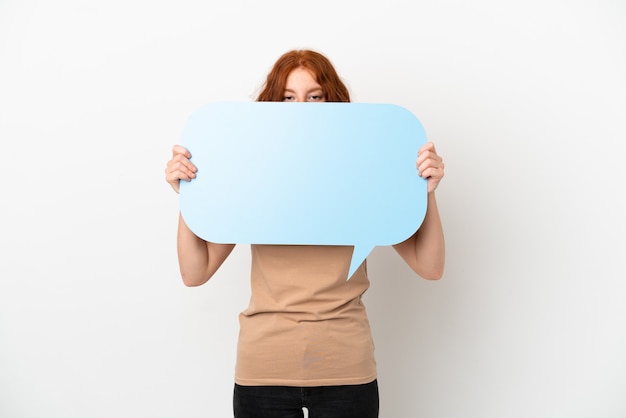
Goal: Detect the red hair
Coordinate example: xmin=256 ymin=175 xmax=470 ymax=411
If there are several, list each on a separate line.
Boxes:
xmin=256 ymin=50 xmax=351 ymax=102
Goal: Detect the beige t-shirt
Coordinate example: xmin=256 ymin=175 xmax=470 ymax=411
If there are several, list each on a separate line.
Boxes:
xmin=234 ymin=244 xmax=377 ymax=387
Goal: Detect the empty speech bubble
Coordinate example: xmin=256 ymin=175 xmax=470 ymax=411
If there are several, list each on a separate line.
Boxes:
xmin=179 ymin=102 xmax=428 ymax=279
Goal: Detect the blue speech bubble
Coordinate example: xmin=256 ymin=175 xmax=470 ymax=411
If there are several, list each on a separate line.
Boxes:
xmin=179 ymin=102 xmax=427 ymax=279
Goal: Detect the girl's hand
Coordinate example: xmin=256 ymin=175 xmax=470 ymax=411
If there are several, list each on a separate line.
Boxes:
xmin=165 ymin=145 xmax=197 ymax=193
xmin=416 ymin=142 xmax=445 ymax=193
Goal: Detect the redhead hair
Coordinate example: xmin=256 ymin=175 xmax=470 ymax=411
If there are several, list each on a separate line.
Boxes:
xmin=256 ymin=50 xmax=351 ymax=102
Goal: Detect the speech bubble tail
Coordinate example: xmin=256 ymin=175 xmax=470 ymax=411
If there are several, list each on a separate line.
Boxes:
xmin=347 ymin=245 xmax=374 ymax=281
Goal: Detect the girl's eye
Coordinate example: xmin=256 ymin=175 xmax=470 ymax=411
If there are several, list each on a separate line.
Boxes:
xmin=308 ymin=95 xmax=323 ymax=102
xmin=283 ymin=96 xmax=294 ymax=101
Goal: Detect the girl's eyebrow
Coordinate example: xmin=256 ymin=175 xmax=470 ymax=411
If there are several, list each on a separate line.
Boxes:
xmin=283 ymin=87 xmax=323 ymax=93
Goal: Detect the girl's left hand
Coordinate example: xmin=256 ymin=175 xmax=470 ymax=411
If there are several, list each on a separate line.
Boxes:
xmin=416 ymin=142 xmax=445 ymax=193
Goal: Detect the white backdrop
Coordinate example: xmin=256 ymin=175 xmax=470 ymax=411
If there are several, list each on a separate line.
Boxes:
xmin=1 ymin=0 xmax=625 ymax=417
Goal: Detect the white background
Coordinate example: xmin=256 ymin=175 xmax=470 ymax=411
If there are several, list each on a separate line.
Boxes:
xmin=1 ymin=0 xmax=625 ymax=417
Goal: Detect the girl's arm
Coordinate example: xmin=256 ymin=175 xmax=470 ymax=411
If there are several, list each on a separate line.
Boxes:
xmin=177 ymin=213 xmax=235 ymax=286
xmin=166 ymin=145 xmax=235 ymax=286
xmin=392 ymin=142 xmax=445 ymax=280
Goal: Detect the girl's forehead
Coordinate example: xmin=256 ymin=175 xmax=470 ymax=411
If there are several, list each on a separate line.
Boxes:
xmin=285 ymin=68 xmax=321 ymax=88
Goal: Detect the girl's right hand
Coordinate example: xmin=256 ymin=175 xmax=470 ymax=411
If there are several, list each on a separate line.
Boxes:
xmin=165 ymin=145 xmax=197 ymax=193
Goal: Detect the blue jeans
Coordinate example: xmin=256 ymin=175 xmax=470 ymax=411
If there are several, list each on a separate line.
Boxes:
xmin=233 ymin=379 xmax=379 ymax=417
